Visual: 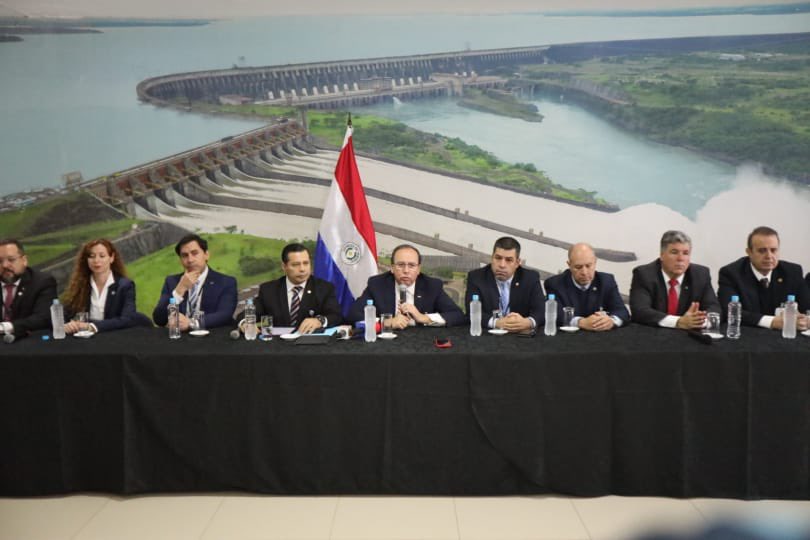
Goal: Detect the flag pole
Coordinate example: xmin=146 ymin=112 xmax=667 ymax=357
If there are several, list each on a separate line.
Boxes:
xmin=347 ymin=113 xmax=352 ymax=127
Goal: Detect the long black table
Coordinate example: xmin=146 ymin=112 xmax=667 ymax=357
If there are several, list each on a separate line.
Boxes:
xmin=2 ymin=324 xmax=809 ymax=498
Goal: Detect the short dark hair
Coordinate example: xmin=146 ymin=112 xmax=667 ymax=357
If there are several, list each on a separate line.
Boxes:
xmin=493 ymin=236 xmax=521 ymax=258
xmin=747 ymin=226 xmax=779 ymax=249
xmin=0 ymin=239 xmax=24 ymax=255
xmin=175 ymin=234 xmax=208 ymax=255
xmin=282 ymin=243 xmax=310 ymax=264
xmin=391 ymin=244 xmax=421 ymax=264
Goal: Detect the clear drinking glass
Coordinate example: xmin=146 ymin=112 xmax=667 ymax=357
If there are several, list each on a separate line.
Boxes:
xmin=259 ymin=315 xmax=273 ymax=341
xmin=562 ymin=307 xmax=575 ymax=328
xmin=703 ymin=311 xmax=721 ymax=336
xmin=380 ymin=313 xmax=394 ymax=337
xmin=492 ymin=309 xmax=502 ymax=330
xmin=191 ymin=310 xmax=205 ymax=331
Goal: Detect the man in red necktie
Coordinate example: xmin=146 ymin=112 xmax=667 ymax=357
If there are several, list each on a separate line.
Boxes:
xmin=629 ymin=230 xmax=720 ymax=330
xmin=0 ymin=239 xmax=57 ymax=340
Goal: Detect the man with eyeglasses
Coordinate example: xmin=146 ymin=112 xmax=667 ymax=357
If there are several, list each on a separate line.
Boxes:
xmin=349 ymin=244 xmax=464 ymax=329
xmin=1 ymin=239 xmax=57 ymax=340
xmin=465 ymin=236 xmax=545 ymax=334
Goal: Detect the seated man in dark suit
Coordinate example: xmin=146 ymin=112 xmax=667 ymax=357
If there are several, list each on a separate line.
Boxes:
xmin=544 ymin=242 xmax=629 ymax=331
xmin=718 ymin=226 xmax=809 ymax=331
xmin=349 ymin=244 xmax=464 ymax=329
xmin=630 ymin=230 xmax=720 ymax=330
xmin=240 ymin=243 xmax=342 ymax=333
xmin=464 ymin=236 xmax=544 ymax=333
xmin=152 ymin=234 xmax=237 ymax=331
xmin=0 ymin=239 xmax=57 ymax=340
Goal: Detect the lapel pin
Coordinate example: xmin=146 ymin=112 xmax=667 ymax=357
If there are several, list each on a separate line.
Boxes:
xmin=307 ymin=290 xmax=312 ymax=294
xmin=515 ymin=282 xmax=520 ymax=287
xmin=111 ymin=291 xmax=116 ymax=296
xmin=777 ymin=278 xmax=783 ymax=283
xmin=593 ymin=287 xmax=598 ymax=291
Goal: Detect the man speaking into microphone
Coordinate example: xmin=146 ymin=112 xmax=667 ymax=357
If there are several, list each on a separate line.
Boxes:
xmin=349 ymin=244 xmax=464 ymax=330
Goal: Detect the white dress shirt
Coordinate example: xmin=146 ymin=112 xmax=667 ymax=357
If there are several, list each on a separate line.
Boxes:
xmin=394 ymin=282 xmax=445 ymax=326
xmin=751 ymin=264 xmax=775 ymax=329
xmin=172 ymin=266 xmax=209 ymax=314
xmin=89 ymin=273 xmax=115 ymax=322
xmin=1 ymin=278 xmax=21 ymax=334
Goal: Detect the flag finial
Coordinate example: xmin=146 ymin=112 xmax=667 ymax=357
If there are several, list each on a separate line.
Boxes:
xmin=347 ymin=113 xmax=352 ymax=127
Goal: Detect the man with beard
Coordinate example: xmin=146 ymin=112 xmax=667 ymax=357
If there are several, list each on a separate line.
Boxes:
xmin=0 ymin=239 xmax=57 ymax=340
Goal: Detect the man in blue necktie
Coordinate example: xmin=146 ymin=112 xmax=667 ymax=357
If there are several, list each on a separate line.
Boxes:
xmin=152 ymin=234 xmax=237 ymax=331
xmin=464 ymin=236 xmax=545 ymax=334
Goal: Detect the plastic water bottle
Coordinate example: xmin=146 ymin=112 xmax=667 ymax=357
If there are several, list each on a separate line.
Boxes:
xmin=167 ymin=298 xmax=181 ymax=339
xmin=244 ymin=298 xmax=257 ymax=341
xmin=469 ymin=294 xmax=482 ymax=336
xmin=544 ymin=293 xmax=557 ymax=336
xmin=726 ymin=295 xmax=741 ymax=340
xmin=782 ymin=294 xmax=797 ymax=339
xmin=364 ymin=300 xmax=377 ymax=343
xmin=50 ymin=299 xmax=65 ymax=340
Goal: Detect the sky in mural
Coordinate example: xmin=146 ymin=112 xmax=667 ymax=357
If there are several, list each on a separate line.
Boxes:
xmin=1 ymin=0 xmax=806 ymax=18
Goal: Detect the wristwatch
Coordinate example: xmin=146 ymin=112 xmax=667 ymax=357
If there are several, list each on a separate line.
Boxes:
xmin=316 ymin=315 xmax=327 ymax=328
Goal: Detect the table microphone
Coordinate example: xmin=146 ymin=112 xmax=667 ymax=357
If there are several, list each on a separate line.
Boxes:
xmin=399 ymin=284 xmax=407 ymax=304
xmin=229 ymin=329 xmax=241 ymax=340
xmin=3 ymin=333 xmax=15 ymax=344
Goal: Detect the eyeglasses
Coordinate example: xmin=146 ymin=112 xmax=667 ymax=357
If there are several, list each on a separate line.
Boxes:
xmin=393 ymin=262 xmax=419 ymax=270
xmin=0 ymin=257 xmax=21 ymax=265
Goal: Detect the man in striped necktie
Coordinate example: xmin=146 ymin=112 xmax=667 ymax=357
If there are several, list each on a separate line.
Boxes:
xmin=241 ymin=243 xmax=343 ymax=334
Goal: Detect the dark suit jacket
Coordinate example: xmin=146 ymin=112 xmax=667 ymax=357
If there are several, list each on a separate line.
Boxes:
xmin=544 ymin=269 xmax=630 ymax=325
xmin=629 ymin=259 xmax=720 ymax=327
xmin=806 ymin=272 xmax=810 ymax=292
xmin=241 ymin=275 xmax=343 ymax=328
xmin=65 ymin=276 xmax=152 ymax=332
xmin=718 ymin=257 xmax=809 ymax=326
xmin=6 ymin=267 xmax=57 ymax=338
xmin=152 ymin=267 xmax=237 ymax=329
xmin=464 ymin=265 xmax=545 ymax=328
xmin=348 ymin=272 xmax=465 ymax=327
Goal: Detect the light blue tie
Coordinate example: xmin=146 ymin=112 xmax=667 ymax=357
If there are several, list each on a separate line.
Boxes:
xmin=187 ymin=281 xmax=200 ymax=316
xmin=498 ymin=280 xmax=510 ymax=315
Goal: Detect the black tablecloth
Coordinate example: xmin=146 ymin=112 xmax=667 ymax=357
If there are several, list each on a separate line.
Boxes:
xmin=2 ymin=325 xmax=809 ymax=498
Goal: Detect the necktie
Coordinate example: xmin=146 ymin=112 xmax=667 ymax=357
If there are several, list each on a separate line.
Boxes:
xmin=289 ymin=286 xmax=302 ymax=326
xmin=187 ymin=281 xmax=200 ymax=316
xmin=3 ymin=283 xmax=14 ymax=322
xmin=758 ymin=277 xmax=772 ymax=315
xmin=498 ymin=281 xmax=510 ymax=315
xmin=667 ymin=278 xmax=679 ymax=316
